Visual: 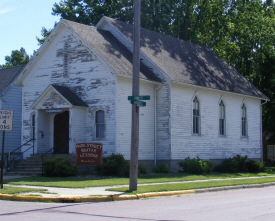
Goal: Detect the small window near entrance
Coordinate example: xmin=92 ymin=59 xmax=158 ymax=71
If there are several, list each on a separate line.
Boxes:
xmin=95 ymin=110 xmax=105 ymax=139
xmin=31 ymin=113 xmax=35 ymax=140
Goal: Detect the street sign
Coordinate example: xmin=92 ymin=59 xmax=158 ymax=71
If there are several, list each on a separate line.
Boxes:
xmin=1 ymin=109 xmax=14 ymax=188
xmin=130 ymin=100 xmax=146 ymax=107
xmin=128 ymin=95 xmax=150 ymax=101
xmin=0 ymin=110 xmax=13 ymax=131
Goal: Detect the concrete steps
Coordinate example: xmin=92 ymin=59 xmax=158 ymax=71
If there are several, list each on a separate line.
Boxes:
xmin=4 ymin=154 xmax=75 ymax=176
xmin=5 ymin=154 xmax=43 ymax=176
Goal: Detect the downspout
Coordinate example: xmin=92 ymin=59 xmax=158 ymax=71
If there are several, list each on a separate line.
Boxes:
xmin=154 ymin=84 xmax=162 ymax=166
xmin=261 ymin=99 xmax=268 ymax=162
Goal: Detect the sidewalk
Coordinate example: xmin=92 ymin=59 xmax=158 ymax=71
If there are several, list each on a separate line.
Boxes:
xmin=2 ymin=175 xmax=275 ymax=203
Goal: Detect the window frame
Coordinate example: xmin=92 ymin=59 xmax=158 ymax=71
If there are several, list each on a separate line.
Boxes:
xmin=30 ymin=112 xmax=36 ymax=140
xmin=219 ymin=100 xmax=226 ymax=136
xmin=95 ymin=110 xmax=105 ymax=139
xmin=192 ymin=96 xmax=200 ymax=135
xmin=241 ymin=103 xmax=248 ymax=137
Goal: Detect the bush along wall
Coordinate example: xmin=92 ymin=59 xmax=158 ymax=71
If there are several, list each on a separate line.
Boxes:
xmin=43 ymin=157 xmax=77 ymax=177
xmin=152 ymin=163 xmax=170 ymax=173
xmin=178 ymin=155 xmax=265 ymax=174
xmin=95 ymin=153 xmax=149 ymax=177
xmin=95 ymin=153 xmax=130 ymax=177
xmin=213 ymin=155 xmax=265 ymax=173
xmin=178 ymin=157 xmax=214 ymax=174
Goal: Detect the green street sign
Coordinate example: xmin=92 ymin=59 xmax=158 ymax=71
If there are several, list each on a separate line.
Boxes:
xmin=128 ymin=95 xmax=150 ymax=101
xmin=130 ymin=100 xmax=146 ymax=107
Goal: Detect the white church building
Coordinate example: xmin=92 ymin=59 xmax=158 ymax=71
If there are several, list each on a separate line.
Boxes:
xmin=14 ymin=17 xmax=268 ymax=171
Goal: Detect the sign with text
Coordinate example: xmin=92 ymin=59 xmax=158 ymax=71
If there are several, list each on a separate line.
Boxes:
xmin=45 ymin=109 xmax=63 ymax=114
xmin=75 ymin=143 xmax=103 ymax=166
xmin=128 ymin=95 xmax=150 ymax=101
xmin=0 ymin=110 xmax=13 ymax=131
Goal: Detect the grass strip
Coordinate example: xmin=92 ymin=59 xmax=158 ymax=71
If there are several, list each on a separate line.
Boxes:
xmin=107 ymin=177 xmax=275 ymax=194
xmin=4 ymin=172 xmax=275 ymax=188
xmin=0 ymin=186 xmax=48 ymax=195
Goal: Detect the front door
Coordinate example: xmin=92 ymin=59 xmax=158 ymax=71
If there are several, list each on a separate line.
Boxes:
xmin=54 ymin=111 xmax=69 ymax=154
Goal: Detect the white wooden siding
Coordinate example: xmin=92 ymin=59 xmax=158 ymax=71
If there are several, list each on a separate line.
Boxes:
xmin=70 ymin=107 xmax=88 ymax=152
xmin=171 ymin=83 xmax=261 ymax=160
xmin=37 ymin=110 xmax=52 ymax=153
xmin=21 ymin=26 xmax=116 ymax=157
xmin=0 ymin=86 xmax=22 ymax=153
xmin=117 ymin=76 xmax=156 ymax=160
xmin=155 ymin=82 xmax=171 ymax=160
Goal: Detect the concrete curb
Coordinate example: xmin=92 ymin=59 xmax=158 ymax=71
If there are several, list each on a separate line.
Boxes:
xmin=1 ymin=182 xmax=275 ymax=203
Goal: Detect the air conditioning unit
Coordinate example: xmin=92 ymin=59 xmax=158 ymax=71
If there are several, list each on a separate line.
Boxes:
xmin=267 ymin=145 xmax=275 ymax=159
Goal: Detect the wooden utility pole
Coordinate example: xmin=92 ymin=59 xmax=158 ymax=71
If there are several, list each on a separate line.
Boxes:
xmin=129 ymin=0 xmax=141 ymax=192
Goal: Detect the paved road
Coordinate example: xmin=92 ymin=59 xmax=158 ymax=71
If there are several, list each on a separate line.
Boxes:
xmin=1 ymin=186 xmax=275 ymax=221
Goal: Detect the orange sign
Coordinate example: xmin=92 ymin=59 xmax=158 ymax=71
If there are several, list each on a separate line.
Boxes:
xmin=75 ymin=143 xmax=102 ymax=166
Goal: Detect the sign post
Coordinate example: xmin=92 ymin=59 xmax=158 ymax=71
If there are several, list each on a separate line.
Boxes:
xmin=0 ymin=110 xmax=14 ymax=189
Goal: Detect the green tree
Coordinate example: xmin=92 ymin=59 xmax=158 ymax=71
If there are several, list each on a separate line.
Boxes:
xmin=51 ymin=0 xmax=275 ymax=132
xmin=0 ymin=47 xmax=29 ymax=68
xmin=36 ymin=26 xmax=55 ymax=46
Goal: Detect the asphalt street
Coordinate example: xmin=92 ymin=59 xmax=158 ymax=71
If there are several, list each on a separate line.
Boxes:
xmin=1 ymin=185 xmax=275 ymax=221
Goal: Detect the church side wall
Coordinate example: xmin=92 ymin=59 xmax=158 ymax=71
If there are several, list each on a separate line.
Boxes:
xmin=171 ymin=83 xmax=261 ymax=171
xmin=116 ymin=76 xmax=156 ymax=161
xmin=155 ymin=82 xmax=171 ymax=161
xmin=21 ymin=26 xmax=117 ymax=157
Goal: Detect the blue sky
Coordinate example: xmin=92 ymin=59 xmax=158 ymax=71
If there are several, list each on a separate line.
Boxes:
xmin=0 ymin=0 xmax=61 ymax=64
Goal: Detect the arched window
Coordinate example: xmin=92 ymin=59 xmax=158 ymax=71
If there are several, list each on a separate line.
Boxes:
xmin=193 ymin=96 xmax=200 ymax=134
xmin=241 ymin=103 xmax=247 ymax=137
xmin=96 ymin=110 xmax=105 ymax=138
xmin=219 ymin=100 xmax=226 ymax=136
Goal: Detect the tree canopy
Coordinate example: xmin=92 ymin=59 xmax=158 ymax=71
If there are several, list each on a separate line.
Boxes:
xmin=0 ymin=47 xmax=30 ymax=69
xmin=51 ymin=0 xmax=275 ymax=130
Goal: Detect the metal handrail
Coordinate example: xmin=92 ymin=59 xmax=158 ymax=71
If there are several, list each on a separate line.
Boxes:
xmin=4 ymin=139 xmax=35 ymax=172
xmin=4 ymin=139 xmax=35 ymax=158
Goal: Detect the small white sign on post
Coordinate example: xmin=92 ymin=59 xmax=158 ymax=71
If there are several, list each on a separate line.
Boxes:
xmin=0 ymin=110 xmax=13 ymax=131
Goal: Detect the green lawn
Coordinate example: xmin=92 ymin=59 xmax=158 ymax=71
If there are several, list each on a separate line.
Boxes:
xmin=0 ymin=186 xmax=48 ymax=195
xmin=3 ymin=172 xmax=275 ymax=188
xmin=107 ymin=176 xmax=275 ymax=194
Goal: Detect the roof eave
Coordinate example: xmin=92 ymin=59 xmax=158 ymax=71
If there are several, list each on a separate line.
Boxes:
xmin=171 ymin=80 xmax=269 ymax=101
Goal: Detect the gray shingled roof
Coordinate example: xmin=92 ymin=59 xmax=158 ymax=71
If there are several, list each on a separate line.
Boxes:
xmin=0 ymin=64 xmax=26 ymax=95
xmin=63 ymin=20 xmax=160 ymax=82
xmin=105 ymin=17 xmax=268 ymax=100
xmin=51 ymin=84 xmax=88 ymax=107
xmin=64 ymin=18 xmax=267 ymax=99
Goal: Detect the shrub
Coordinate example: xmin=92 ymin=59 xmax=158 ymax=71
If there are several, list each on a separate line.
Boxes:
xmin=43 ymin=157 xmax=76 ymax=177
xmin=201 ymin=160 xmax=215 ymax=173
xmin=214 ymin=155 xmax=264 ymax=173
xmin=178 ymin=157 xmax=214 ymax=174
xmin=152 ymin=163 xmax=170 ymax=173
xmin=246 ymin=160 xmax=265 ymax=173
xmin=214 ymin=155 xmax=248 ymax=173
xmin=138 ymin=164 xmax=148 ymax=175
xmin=95 ymin=153 xmax=129 ymax=177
